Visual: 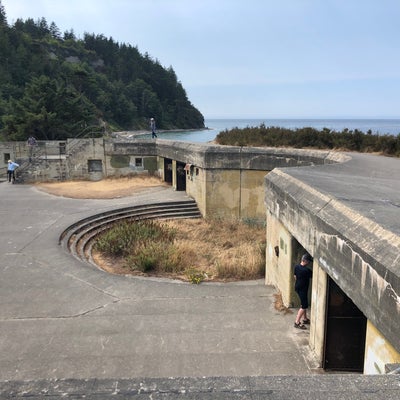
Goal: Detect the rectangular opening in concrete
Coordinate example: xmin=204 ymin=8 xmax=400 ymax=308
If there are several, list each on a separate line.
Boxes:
xmin=176 ymin=162 xmax=186 ymax=191
xmin=163 ymin=158 xmax=173 ymax=184
xmin=324 ymin=277 xmax=367 ymax=372
xmin=88 ymin=159 xmax=103 ymax=172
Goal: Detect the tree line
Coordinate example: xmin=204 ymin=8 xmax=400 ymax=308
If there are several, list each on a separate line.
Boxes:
xmin=0 ymin=1 xmax=204 ymax=141
xmin=216 ymin=124 xmax=400 ymax=157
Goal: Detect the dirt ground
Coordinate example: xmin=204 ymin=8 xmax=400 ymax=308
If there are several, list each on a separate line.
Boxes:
xmin=35 ymin=175 xmax=167 ymax=199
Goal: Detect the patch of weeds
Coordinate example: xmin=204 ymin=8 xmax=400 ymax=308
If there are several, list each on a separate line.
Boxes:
xmin=95 ymin=219 xmax=176 ymax=258
xmin=125 ymin=243 xmax=159 ymax=272
xmin=95 ymin=216 xmax=266 ymax=282
xmin=185 ymin=268 xmax=209 ymax=284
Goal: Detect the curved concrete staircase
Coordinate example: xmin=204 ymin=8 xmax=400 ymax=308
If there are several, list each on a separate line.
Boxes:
xmin=59 ymin=199 xmax=202 ymax=267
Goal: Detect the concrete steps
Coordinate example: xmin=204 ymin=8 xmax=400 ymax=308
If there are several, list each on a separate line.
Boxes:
xmin=59 ymin=199 xmax=202 ymax=267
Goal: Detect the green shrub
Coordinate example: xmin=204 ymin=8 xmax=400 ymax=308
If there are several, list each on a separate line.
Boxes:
xmin=94 ymin=221 xmax=138 ymax=256
xmin=94 ymin=219 xmax=176 ymax=258
xmin=95 ymin=219 xmax=186 ymax=274
xmin=125 ymin=243 xmax=159 ymax=272
xmin=124 ymin=241 xmax=185 ymax=274
xmin=215 ymin=125 xmax=400 ymax=157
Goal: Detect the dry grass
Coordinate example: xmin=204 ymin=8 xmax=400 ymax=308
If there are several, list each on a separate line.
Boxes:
xmin=93 ymin=217 xmax=266 ymax=282
xmin=165 ymin=218 xmax=266 ymax=281
xmin=35 ymin=177 xmax=266 ymax=282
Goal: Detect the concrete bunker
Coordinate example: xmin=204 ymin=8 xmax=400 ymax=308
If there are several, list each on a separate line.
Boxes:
xmin=324 ymin=277 xmax=367 ymax=372
xmin=265 ymin=163 xmax=400 ymax=374
xmin=1 ymin=138 xmax=399 ymax=375
xmin=268 ymin=218 xmax=372 ymax=373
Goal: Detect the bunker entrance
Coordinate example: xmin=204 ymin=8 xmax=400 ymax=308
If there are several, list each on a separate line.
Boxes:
xmin=176 ymin=161 xmax=186 ymax=191
xmin=323 ymin=278 xmax=367 ymax=372
xmin=164 ymin=158 xmax=173 ymax=184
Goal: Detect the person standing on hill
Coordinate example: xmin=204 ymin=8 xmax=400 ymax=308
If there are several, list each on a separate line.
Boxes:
xmin=150 ymin=117 xmax=157 ymax=138
xmin=7 ymin=160 xmax=19 ymax=183
xmin=293 ymin=253 xmax=313 ymax=329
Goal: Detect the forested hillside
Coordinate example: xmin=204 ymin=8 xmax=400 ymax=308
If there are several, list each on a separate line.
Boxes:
xmin=0 ymin=2 xmax=204 ymax=141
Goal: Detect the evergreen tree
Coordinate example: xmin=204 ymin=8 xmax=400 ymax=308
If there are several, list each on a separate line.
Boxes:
xmin=0 ymin=0 xmax=6 ymax=26
xmin=0 ymin=1 xmax=204 ymax=141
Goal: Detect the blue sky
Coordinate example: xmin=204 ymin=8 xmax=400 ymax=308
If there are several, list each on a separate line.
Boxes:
xmin=3 ymin=0 xmax=400 ymax=119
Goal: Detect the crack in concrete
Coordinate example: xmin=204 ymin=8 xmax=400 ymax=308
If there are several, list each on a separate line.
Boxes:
xmin=62 ymin=272 xmax=121 ymax=300
xmin=1 ymin=299 xmax=122 ymax=321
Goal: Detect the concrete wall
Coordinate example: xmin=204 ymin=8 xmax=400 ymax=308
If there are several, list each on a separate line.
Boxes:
xmin=309 ymin=261 xmax=328 ymax=367
xmin=171 ymin=160 xmax=177 ymax=190
xmin=66 ymin=138 xmax=105 ymax=180
xmin=0 ymin=141 xmax=68 ymax=182
xmin=186 ymin=168 xmax=267 ymax=220
xmin=205 ymin=169 xmax=241 ymax=218
xmin=239 ymin=170 xmax=267 ymax=220
xmin=2 ymin=139 xmax=329 ymax=223
xmin=186 ymin=165 xmax=207 ymax=216
xmin=364 ymin=321 xmax=400 ymax=374
xmin=264 ymin=167 xmax=400 ymax=364
xmin=265 ymin=212 xmax=295 ymax=307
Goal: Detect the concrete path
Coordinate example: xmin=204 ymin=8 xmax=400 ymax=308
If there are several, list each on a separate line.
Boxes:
xmin=0 ymin=181 xmax=315 ymax=382
xmin=1 ymin=181 xmax=399 ymax=398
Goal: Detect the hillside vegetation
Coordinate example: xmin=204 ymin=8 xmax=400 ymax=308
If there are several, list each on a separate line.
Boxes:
xmin=0 ymin=1 xmax=204 ymax=141
xmin=216 ymin=124 xmax=400 ymax=157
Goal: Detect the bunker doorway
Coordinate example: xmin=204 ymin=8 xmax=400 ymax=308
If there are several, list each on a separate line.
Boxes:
xmin=323 ymin=277 xmax=367 ymax=372
xmin=176 ymin=161 xmax=186 ymax=191
xmin=164 ymin=158 xmax=173 ymax=184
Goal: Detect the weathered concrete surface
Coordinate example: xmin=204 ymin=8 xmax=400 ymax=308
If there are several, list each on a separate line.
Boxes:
xmin=1 ymin=149 xmax=399 ymax=397
xmin=0 ymin=182 xmax=318 ymax=383
xmin=155 ymin=140 xmax=342 ymax=170
xmin=1 ymin=375 xmax=400 ymax=399
xmin=109 ymin=139 xmax=157 ymax=156
xmin=265 ymin=152 xmax=400 ymax=353
xmin=110 ymin=138 xmax=341 ymax=170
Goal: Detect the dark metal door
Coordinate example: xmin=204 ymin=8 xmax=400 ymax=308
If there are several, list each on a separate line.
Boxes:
xmin=324 ymin=278 xmax=367 ymax=371
xmin=176 ymin=162 xmax=186 ymax=191
xmin=164 ymin=158 xmax=173 ymax=184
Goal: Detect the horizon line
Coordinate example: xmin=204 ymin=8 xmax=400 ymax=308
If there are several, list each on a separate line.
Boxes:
xmin=204 ymin=116 xmax=400 ymax=120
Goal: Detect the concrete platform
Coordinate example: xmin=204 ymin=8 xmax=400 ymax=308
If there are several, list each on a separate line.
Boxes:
xmin=0 ymin=158 xmax=399 ymax=398
xmin=0 ymin=182 xmax=320 ymax=395
xmin=265 ymin=151 xmax=400 ymax=355
xmin=2 ymin=375 xmax=400 ymax=399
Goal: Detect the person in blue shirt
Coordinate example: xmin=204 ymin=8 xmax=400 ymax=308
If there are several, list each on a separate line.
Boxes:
xmin=7 ymin=160 xmax=19 ymax=183
xmin=293 ymin=253 xmax=313 ymax=329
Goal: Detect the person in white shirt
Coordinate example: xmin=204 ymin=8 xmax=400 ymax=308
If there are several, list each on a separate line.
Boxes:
xmin=7 ymin=160 xmax=19 ymax=183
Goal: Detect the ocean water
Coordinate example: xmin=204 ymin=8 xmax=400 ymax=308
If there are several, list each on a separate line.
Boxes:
xmin=150 ymin=118 xmax=400 ymax=143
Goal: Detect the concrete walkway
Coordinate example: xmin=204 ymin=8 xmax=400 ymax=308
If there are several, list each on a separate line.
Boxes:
xmin=1 ymin=181 xmax=399 ymax=398
xmin=0 ymin=183 xmax=316 ymax=378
